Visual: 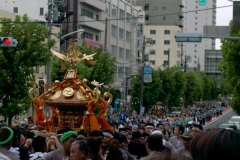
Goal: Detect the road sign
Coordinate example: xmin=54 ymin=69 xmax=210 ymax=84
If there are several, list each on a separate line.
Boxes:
xmin=198 ymin=0 xmax=206 ymax=6
xmin=175 ymin=33 xmax=202 ymax=42
xmin=143 ymin=66 xmax=152 ymax=83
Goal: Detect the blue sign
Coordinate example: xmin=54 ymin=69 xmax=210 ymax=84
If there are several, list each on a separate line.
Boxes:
xmin=198 ymin=0 xmax=206 ymax=6
xmin=143 ymin=66 xmax=152 ymax=83
xmin=144 ymin=66 xmax=152 ymax=74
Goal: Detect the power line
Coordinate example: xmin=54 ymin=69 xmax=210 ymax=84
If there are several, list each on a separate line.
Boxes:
xmin=0 ymin=5 xmax=232 ymax=24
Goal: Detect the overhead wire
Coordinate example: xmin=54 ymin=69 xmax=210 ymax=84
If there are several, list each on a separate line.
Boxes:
xmin=0 ymin=5 xmax=233 ymax=24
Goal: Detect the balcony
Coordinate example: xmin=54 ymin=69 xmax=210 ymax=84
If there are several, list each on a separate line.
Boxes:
xmin=79 ymin=16 xmax=105 ymax=31
xmin=79 ymin=0 xmax=105 ymax=11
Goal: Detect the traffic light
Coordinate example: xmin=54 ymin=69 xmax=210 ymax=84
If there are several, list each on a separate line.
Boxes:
xmin=0 ymin=37 xmax=18 ymax=47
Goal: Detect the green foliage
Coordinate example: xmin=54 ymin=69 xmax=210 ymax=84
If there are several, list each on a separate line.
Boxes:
xmin=0 ymin=15 xmax=53 ymax=123
xmin=220 ymin=25 xmax=240 ymax=113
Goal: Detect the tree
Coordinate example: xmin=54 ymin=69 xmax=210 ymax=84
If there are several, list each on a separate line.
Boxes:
xmin=0 ymin=15 xmax=54 ymax=125
xmin=220 ymin=24 xmax=240 ymax=113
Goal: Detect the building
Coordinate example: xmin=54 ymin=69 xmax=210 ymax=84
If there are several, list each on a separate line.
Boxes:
xmin=182 ymin=0 xmax=216 ymax=71
xmin=135 ymin=0 xmax=183 ymax=26
xmin=204 ymin=49 xmax=222 ymax=78
xmin=136 ymin=0 xmax=217 ymax=71
xmin=144 ymin=25 xmax=181 ymax=69
xmin=135 ymin=0 xmax=183 ymax=70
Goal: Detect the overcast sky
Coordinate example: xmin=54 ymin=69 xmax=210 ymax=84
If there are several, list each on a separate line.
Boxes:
xmin=216 ymin=0 xmax=233 ymax=49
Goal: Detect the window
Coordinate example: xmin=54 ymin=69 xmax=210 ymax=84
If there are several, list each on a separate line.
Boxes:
xmin=111 ymin=25 xmax=118 ymax=38
xmin=118 ymin=66 xmax=124 ymax=78
xmin=40 ymin=7 xmax=44 ymax=16
xmin=164 ymin=50 xmax=169 ymax=55
xmin=162 ymin=6 xmax=166 ymax=10
xmin=144 ymin=4 xmax=149 ymax=11
xmin=120 ymin=9 xmax=125 ymax=19
xmin=164 ymin=40 xmax=170 ymax=45
xmin=126 ymin=13 xmax=131 ymax=22
xmin=145 ymin=15 xmax=149 ymax=21
xmin=163 ymin=60 xmax=169 ymax=67
xmin=13 ymin=7 xmax=18 ymax=13
xmin=162 ymin=16 xmax=166 ymax=21
xmin=126 ymin=49 xmax=130 ymax=60
xmin=149 ymin=50 xmax=156 ymax=55
xmin=81 ymin=9 xmax=93 ymax=18
xmin=164 ymin=30 xmax=170 ymax=34
xmin=119 ymin=47 xmax=124 ymax=59
xmin=106 ymin=2 xmax=110 ymax=13
xmin=81 ymin=32 xmax=93 ymax=39
xmin=96 ymin=14 xmax=99 ymax=20
xmin=150 ymin=60 xmax=155 ymax=65
xmin=126 ymin=31 xmax=131 ymax=41
xmin=151 ymin=40 xmax=156 ymax=45
xmin=112 ymin=5 xmax=118 ymax=17
xmin=111 ymin=45 xmax=117 ymax=57
xmin=96 ymin=35 xmax=99 ymax=41
xmin=119 ymin=28 xmax=124 ymax=40
xmin=125 ymin=67 xmax=131 ymax=78
xmin=150 ymin=30 xmax=156 ymax=34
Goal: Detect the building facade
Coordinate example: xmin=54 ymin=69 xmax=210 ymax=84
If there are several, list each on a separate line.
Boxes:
xmin=204 ymin=49 xmax=222 ymax=78
xmin=144 ymin=25 xmax=181 ymax=69
xmin=182 ymin=0 xmax=216 ymax=71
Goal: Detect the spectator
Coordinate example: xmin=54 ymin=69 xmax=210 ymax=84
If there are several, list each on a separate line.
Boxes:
xmin=70 ymin=140 xmax=88 ymax=160
xmin=190 ymin=128 xmax=240 ymax=160
xmin=0 ymin=126 xmax=20 ymax=160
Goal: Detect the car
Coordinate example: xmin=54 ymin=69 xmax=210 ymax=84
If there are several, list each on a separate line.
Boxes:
xmin=219 ymin=123 xmax=239 ymax=130
xmin=228 ymin=116 xmax=240 ymax=124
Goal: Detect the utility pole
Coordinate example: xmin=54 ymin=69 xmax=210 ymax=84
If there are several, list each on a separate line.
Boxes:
xmin=140 ymin=36 xmax=145 ymax=115
xmin=46 ymin=0 xmax=54 ymax=89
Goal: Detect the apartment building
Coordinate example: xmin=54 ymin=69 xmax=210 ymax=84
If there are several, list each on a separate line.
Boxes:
xmin=144 ymin=25 xmax=181 ymax=69
xmin=181 ymin=0 xmax=216 ymax=71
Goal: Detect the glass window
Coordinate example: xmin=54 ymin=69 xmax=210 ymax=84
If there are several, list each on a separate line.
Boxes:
xmin=40 ymin=7 xmax=44 ymax=16
xmin=81 ymin=9 xmax=93 ymax=18
xmin=13 ymin=7 xmax=18 ymax=13
xmin=162 ymin=16 xmax=166 ymax=21
xmin=96 ymin=35 xmax=99 ymax=41
xmin=112 ymin=5 xmax=118 ymax=17
xmin=119 ymin=47 xmax=124 ymax=59
xmin=119 ymin=28 xmax=124 ymax=40
xmin=111 ymin=45 xmax=117 ymax=57
xmin=144 ymin=4 xmax=149 ymax=11
xmin=151 ymin=40 xmax=156 ymax=45
xmin=164 ymin=50 xmax=169 ymax=55
xmin=126 ymin=49 xmax=131 ymax=60
xmin=118 ymin=66 xmax=124 ymax=78
xmin=145 ymin=15 xmax=149 ymax=21
xmin=120 ymin=9 xmax=125 ymax=19
xmin=150 ymin=60 xmax=155 ymax=65
xmin=81 ymin=32 xmax=93 ymax=39
xmin=150 ymin=30 xmax=156 ymax=34
xmin=96 ymin=14 xmax=99 ymax=20
xmin=164 ymin=30 xmax=170 ymax=34
xmin=149 ymin=50 xmax=156 ymax=55
xmin=126 ymin=13 xmax=131 ymax=22
xmin=125 ymin=67 xmax=131 ymax=78
xmin=126 ymin=31 xmax=131 ymax=41
xmin=164 ymin=40 xmax=170 ymax=45
xmin=111 ymin=25 xmax=118 ymax=38
xmin=106 ymin=2 xmax=110 ymax=13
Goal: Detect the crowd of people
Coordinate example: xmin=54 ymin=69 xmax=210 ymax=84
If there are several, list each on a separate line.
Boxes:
xmin=0 ymin=99 xmax=240 ymax=160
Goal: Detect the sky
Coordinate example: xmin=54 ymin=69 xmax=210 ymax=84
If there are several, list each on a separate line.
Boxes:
xmin=216 ymin=0 xmax=233 ymax=49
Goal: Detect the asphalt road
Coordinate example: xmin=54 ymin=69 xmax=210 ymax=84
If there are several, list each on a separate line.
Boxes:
xmin=203 ymin=109 xmax=237 ymax=130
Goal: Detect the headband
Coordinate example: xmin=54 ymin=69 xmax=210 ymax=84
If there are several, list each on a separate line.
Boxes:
xmin=0 ymin=127 xmax=14 ymax=145
xmin=60 ymin=131 xmax=78 ymax=143
xmin=103 ymin=132 xmax=113 ymax=138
